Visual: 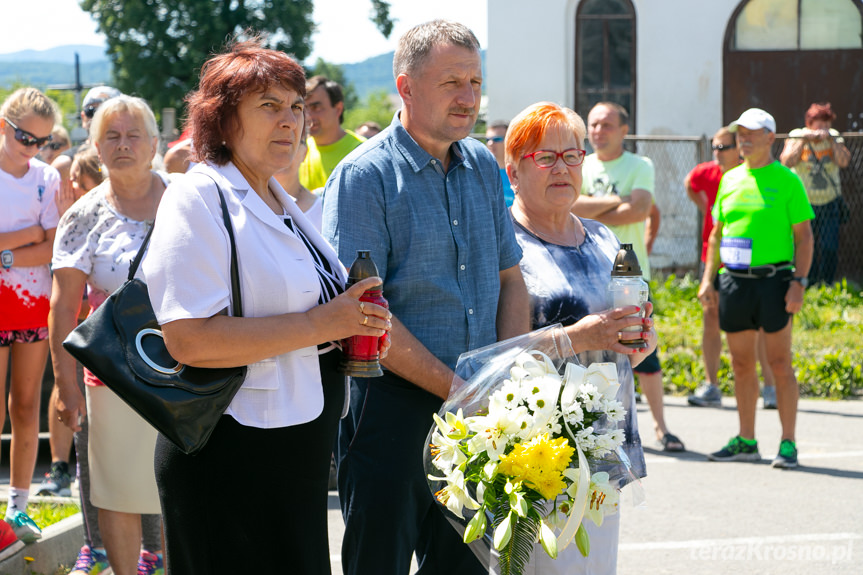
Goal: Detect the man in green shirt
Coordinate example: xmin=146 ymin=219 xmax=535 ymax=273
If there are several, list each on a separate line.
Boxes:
xmin=574 ymin=102 xmax=685 ymax=453
xmin=299 ymin=76 xmax=365 ymax=192
xmin=698 ymin=108 xmax=814 ymax=469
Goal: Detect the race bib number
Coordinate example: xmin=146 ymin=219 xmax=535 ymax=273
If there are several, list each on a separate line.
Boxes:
xmin=720 ymin=237 xmax=752 ymax=270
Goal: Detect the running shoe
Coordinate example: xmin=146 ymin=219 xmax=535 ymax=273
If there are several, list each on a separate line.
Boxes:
xmin=37 ymin=461 xmax=73 ymax=497
xmin=762 ymin=385 xmax=777 ymax=409
xmin=137 ymin=550 xmax=164 ymax=575
xmin=0 ymin=519 xmax=17 ymax=553
xmin=70 ymin=545 xmax=109 ymax=575
xmin=772 ymin=439 xmax=799 ymax=469
xmin=687 ymin=383 xmax=722 ymax=407
xmin=4 ymin=510 xmax=41 ymax=543
xmin=708 ymin=436 xmax=761 ymax=462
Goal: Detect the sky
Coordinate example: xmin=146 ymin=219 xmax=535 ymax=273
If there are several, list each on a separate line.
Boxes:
xmin=0 ymin=0 xmax=488 ymax=64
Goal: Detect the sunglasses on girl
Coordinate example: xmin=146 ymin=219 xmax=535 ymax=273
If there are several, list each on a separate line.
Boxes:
xmin=3 ymin=117 xmax=53 ymax=148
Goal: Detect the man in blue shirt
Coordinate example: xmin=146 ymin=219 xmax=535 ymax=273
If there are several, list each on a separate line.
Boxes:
xmin=323 ymin=19 xmax=529 ymax=575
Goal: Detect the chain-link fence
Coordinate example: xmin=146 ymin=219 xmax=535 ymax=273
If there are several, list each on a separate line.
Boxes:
xmin=624 ymin=133 xmax=863 ymax=285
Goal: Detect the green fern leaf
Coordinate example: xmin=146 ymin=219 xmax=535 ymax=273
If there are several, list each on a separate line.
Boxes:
xmin=490 ymin=495 xmax=543 ymax=575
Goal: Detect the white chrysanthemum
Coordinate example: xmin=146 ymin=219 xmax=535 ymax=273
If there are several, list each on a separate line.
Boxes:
xmin=578 ymin=383 xmax=602 ymax=412
xmin=562 ymin=400 xmax=585 ymax=426
xmin=602 ymin=398 xmax=626 ymax=423
xmin=575 ymin=426 xmax=596 ymax=452
xmin=608 ymin=428 xmax=626 ymax=449
xmin=494 ymin=378 xmax=526 ymax=409
xmin=544 ymin=408 xmax=563 ymax=435
xmin=592 ymin=432 xmax=618 ymax=458
xmin=525 ymin=375 xmax=561 ymax=414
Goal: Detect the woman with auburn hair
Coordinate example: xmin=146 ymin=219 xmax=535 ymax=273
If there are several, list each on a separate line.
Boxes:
xmin=504 ymin=102 xmax=653 ymax=573
xmin=142 ymin=37 xmax=391 ymax=574
xmin=0 ymin=86 xmax=61 ymax=546
xmin=780 ymin=102 xmax=851 ymax=285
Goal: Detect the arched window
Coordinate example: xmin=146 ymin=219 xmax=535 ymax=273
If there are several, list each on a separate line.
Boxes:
xmin=733 ymin=0 xmax=862 ymax=50
xmin=575 ymin=0 xmax=636 ymax=127
xmin=724 ymin=0 xmax=863 ymax=132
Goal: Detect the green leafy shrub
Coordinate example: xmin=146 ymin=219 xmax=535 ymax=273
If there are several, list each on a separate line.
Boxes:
xmin=646 ymin=275 xmax=863 ymax=400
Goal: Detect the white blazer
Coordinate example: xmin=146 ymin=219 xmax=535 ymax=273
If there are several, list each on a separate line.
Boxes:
xmin=143 ymin=161 xmax=347 ymax=429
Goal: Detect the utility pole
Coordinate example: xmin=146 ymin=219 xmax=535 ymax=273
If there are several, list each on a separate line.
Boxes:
xmin=47 ymin=53 xmax=101 ymax=143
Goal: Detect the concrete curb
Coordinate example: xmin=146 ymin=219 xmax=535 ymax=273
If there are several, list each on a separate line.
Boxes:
xmin=0 ymin=513 xmax=82 ymax=575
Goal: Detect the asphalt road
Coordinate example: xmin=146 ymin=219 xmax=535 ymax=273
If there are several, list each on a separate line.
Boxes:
xmin=326 ymin=396 xmax=863 ymax=574
xmin=4 ymin=395 xmax=861 ymax=574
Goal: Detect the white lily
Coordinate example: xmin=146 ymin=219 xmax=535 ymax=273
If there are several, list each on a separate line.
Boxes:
xmin=585 ymin=363 xmax=620 ymax=400
xmin=582 ymin=472 xmax=620 ymax=527
xmin=539 ymin=519 xmax=559 ymax=558
xmin=561 ymin=362 xmax=586 ymax=409
xmin=428 ymin=468 xmax=480 ymax=520
xmin=494 ymin=511 xmax=514 ymax=550
xmin=514 ymin=350 xmax=556 ymax=379
xmin=430 ymin=429 xmax=467 ymax=472
xmin=467 ymin=405 xmax=528 ymax=460
xmin=432 ymin=408 xmax=469 ymax=440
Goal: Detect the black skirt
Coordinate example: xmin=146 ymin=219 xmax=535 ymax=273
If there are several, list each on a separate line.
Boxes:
xmin=154 ymin=350 xmax=345 ymax=575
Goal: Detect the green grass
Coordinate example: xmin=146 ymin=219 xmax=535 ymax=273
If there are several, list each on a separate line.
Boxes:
xmin=0 ymin=502 xmax=80 ymax=530
xmin=648 ymin=274 xmax=863 ymax=399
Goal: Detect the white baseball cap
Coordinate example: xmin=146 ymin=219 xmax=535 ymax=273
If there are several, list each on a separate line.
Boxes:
xmin=82 ymin=86 xmax=121 ymax=109
xmin=729 ymin=108 xmax=776 ymax=134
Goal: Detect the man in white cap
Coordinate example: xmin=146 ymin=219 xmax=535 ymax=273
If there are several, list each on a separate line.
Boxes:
xmin=698 ymin=108 xmax=814 ymax=468
xmin=51 ymin=86 xmax=122 ymax=212
xmin=79 ymin=86 xmax=122 ymax=132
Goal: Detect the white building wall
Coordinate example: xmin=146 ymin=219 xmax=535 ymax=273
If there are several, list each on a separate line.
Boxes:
xmin=488 ymin=0 xmax=742 ymax=137
xmin=487 ymin=0 xmax=574 ymax=124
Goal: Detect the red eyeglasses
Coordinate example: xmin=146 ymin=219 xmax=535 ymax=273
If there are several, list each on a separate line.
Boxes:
xmin=522 ymin=148 xmax=586 ymax=168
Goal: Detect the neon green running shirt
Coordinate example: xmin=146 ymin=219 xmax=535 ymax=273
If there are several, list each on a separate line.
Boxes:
xmin=712 ymin=161 xmax=814 ymax=269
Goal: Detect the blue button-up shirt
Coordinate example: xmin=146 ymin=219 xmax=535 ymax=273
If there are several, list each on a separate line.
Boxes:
xmin=323 ymin=112 xmax=522 ymax=370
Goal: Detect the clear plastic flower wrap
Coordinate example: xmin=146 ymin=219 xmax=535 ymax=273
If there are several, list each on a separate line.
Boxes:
xmin=423 ymin=324 xmax=644 ymax=575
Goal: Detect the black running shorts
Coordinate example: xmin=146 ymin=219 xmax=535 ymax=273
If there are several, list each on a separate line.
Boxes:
xmin=718 ymin=270 xmax=792 ymax=333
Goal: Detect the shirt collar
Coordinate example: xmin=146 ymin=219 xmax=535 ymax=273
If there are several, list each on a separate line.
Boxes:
xmin=389 ymin=110 xmax=472 ymax=173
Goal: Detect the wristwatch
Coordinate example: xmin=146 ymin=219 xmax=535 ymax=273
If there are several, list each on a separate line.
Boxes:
xmin=1 ymin=250 xmax=12 ymax=269
xmin=792 ymin=276 xmax=809 ymax=288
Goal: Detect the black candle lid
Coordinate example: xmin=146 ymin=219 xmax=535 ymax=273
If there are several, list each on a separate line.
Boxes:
xmin=611 ymin=243 xmax=643 ymax=276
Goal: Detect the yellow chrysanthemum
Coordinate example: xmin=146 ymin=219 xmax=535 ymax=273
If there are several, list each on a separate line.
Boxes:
xmin=498 ymin=433 xmax=574 ymax=499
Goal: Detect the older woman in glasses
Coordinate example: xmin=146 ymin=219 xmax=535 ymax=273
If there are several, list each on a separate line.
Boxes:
xmin=504 ymin=102 xmax=654 ymax=574
xmin=0 ymin=87 xmax=62 ymax=544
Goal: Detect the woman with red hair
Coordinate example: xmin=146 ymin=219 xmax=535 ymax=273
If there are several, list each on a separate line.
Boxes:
xmin=504 ymin=102 xmax=654 ymax=573
xmin=142 ymin=37 xmax=391 ymax=574
xmin=780 ymin=102 xmax=851 ymax=284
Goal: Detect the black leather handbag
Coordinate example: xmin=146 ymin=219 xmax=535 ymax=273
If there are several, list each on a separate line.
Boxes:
xmin=63 ymin=181 xmax=247 ymax=455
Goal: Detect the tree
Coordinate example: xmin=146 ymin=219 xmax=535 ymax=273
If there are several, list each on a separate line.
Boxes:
xmin=370 ymin=0 xmax=395 ymax=38
xmin=79 ymin=0 xmax=316 ymax=113
xmin=343 ymin=90 xmax=396 ymax=132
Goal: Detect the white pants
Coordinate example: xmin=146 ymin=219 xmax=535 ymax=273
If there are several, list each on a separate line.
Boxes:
xmin=490 ymin=511 xmax=620 ymax=575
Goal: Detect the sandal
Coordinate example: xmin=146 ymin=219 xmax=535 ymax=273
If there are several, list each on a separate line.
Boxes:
xmin=660 ymin=433 xmax=685 ymax=452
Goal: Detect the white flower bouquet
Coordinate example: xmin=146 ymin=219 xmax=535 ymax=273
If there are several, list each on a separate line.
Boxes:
xmin=423 ymin=325 xmax=638 ymax=575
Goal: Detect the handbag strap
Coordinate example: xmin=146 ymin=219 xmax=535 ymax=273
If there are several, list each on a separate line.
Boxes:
xmin=806 ymin=140 xmax=841 ymax=196
xmin=126 ymin=173 xmax=244 ymax=318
